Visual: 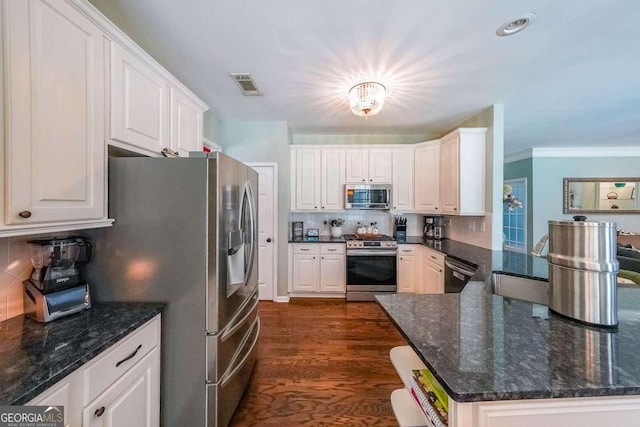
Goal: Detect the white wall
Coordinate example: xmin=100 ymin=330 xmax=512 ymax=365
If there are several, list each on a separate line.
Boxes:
xmin=531 ymin=156 xmax=640 ymax=241
xmin=218 ymin=121 xmax=291 ymax=298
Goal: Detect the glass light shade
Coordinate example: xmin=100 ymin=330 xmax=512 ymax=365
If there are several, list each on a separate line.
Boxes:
xmin=349 ymin=82 xmax=386 ymax=117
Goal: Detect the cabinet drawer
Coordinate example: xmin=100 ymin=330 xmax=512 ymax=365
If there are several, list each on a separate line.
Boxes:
xmin=423 ymin=247 xmax=445 ymax=266
xmin=320 ymin=244 xmax=345 ymax=255
xmin=84 ymin=316 xmax=160 ymax=404
xmin=293 ymin=244 xmax=320 ymax=254
xmin=398 ymin=245 xmax=418 ymax=255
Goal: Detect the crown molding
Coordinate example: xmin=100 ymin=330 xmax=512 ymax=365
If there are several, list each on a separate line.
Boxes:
xmin=505 ymin=147 xmax=640 ymax=162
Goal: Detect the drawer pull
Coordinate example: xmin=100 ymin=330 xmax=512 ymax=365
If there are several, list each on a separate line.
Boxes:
xmin=116 ymin=344 xmax=142 ymax=368
xmin=431 ymin=255 xmax=437 ymax=260
xmin=327 ymin=249 xmax=337 ymax=252
xmin=300 ymin=248 xmax=310 ymax=251
xmin=402 ymin=250 xmax=411 ymax=253
xmin=95 ymin=406 xmax=105 ymax=417
xmin=18 ymin=210 xmax=32 ymax=218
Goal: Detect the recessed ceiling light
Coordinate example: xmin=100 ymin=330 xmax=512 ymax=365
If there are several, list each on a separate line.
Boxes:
xmin=496 ymin=12 xmax=536 ymax=37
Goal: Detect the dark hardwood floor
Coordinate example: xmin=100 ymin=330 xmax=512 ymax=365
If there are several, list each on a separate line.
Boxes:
xmin=229 ymin=298 xmax=408 ymax=426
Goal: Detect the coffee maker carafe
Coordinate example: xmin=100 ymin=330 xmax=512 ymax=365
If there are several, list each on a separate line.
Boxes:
xmin=27 ymin=236 xmax=92 ymax=293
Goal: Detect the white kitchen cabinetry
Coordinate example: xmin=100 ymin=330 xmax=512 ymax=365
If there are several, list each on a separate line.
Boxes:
xmin=1 ymin=0 xmax=111 ymax=236
xmin=291 ymin=147 xmax=345 ymax=211
xmin=169 ymin=87 xmax=204 ymax=156
xmin=110 ymin=42 xmax=169 ymax=155
xmin=414 ymin=140 xmax=441 ymax=213
xmin=397 ymin=245 xmax=418 ymax=293
xmin=392 ymin=147 xmax=414 ymax=211
xmin=29 ymin=316 xmax=160 ymax=427
xmin=289 ymin=244 xmax=346 ymax=296
xmin=419 ymin=247 xmax=445 ymax=294
xmin=345 ymin=148 xmax=392 ymax=183
xmin=440 ymin=128 xmax=487 ymax=215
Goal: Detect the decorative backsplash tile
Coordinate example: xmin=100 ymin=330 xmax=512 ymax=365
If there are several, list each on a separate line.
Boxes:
xmin=289 ymin=212 xmax=422 ymax=237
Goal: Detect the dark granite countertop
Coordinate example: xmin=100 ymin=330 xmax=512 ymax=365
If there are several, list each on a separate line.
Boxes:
xmin=0 ymin=302 xmax=164 ymax=405
xmin=399 ymin=236 xmax=549 ymax=282
xmin=288 ymin=236 xmax=347 ymax=243
xmin=377 ymin=286 xmax=640 ymax=402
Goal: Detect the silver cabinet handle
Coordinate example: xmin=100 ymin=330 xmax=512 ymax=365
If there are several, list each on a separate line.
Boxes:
xmin=300 ymin=248 xmax=310 ymax=251
xmin=327 ymin=249 xmax=337 ymax=252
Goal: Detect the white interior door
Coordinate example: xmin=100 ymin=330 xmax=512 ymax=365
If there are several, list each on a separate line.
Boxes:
xmin=248 ymin=163 xmax=278 ymax=301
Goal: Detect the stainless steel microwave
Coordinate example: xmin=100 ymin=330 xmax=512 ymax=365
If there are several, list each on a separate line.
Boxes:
xmin=345 ymin=184 xmax=391 ymax=210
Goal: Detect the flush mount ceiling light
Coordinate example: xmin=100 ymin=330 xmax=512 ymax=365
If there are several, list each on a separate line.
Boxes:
xmin=496 ymin=12 xmax=536 ymax=37
xmin=348 ymin=81 xmax=386 ymax=118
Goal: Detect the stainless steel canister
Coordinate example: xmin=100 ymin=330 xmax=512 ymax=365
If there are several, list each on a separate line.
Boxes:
xmin=547 ymin=220 xmax=619 ymax=327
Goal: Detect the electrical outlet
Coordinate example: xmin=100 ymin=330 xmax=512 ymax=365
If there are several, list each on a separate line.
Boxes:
xmin=480 ymin=222 xmax=486 ymax=232
xmin=468 ymin=221 xmax=476 ymax=231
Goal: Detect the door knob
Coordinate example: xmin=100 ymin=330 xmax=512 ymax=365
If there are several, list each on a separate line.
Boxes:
xmin=18 ymin=211 xmax=32 ymax=218
xmin=267 ymin=238 xmax=272 ymax=242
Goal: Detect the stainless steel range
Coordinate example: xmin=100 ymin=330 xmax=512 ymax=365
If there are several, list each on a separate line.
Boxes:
xmin=345 ymin=234 xmax=398 ymax=301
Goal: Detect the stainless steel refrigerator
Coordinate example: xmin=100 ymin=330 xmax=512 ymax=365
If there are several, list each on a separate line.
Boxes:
xmin=85 ymin=153 xmax=259 ymax=427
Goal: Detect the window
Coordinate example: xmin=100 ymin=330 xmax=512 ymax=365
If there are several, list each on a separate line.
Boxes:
xmin=503 ymin=178 xmax=527 ymax=252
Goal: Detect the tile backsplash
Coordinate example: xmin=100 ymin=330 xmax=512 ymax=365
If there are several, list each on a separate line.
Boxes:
xmin=0 ymin=237 xmax=32 ymax=321
xmin=289 ymin=212 xmax=423 ymax=237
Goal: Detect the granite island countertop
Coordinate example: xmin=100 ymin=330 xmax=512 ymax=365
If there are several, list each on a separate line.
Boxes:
xmin=0 ymin=302 xmax=164 ymax=405
xmin=377 ymin=280 xmax=640 ymax=403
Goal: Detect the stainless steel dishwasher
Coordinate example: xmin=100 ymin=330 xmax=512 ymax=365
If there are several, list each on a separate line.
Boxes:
xmin=444 ymin=257 xmax=477 ymax=293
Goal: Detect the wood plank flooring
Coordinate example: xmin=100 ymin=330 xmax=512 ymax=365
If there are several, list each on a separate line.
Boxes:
xmin=229 ymin=298 xmax=408 ymax=427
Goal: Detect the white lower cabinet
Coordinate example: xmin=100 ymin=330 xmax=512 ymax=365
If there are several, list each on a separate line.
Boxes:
xmin=28 ymin=316 xmax=161 ymax=427
xmin=290 ymin=244 xmax=346 ymax=295
xmin=397 ymin=245 xmax=418 ymax=293
xmin=419 ymin=247 xmax=445 ymax=294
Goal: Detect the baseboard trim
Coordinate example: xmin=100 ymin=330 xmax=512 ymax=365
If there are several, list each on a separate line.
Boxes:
xmin=274 ymin=295 xmax=290 ymax=303
xmin=288 ymin=293 xmax=346 ymax=299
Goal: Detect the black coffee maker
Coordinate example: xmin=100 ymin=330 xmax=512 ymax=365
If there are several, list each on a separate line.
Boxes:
xmin=424 ymin=216 xmax=449 ymax=240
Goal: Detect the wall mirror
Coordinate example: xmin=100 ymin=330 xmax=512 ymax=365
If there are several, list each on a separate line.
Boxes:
xmin=564 ymin=178 xmax=640 ymax=214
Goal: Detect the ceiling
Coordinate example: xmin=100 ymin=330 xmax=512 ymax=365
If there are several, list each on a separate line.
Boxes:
xmin=88 ymin=0 xmax=640 ymax=155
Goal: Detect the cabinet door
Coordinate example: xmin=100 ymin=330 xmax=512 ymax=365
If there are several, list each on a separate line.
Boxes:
xmin=345 ymin=149 xmax=369 ymax=183
xmin=392 ymin=148 xmax=414 ymax=211
xmin=320 ymin=254 xmax=346 ymax=292
xmin=83 ymin=348 xmax=160 ymax=427
xmin=111 ymin=42 xmax=169 ymax=155
xmin=29 ymin=368 xmax=83 ymax=427
xmin=440 ymin=136 xmax=459 ymax=214
xmin=292 ymin=254 xmax=320 ymax=291
xmin=414 ymin=142 xmax=440 ymax=213
xmin=4 ymin=0 xmax=106 ymax=225
xmin=397 ymin=255 xmax=416 ymax=293
xmin=321 ymin=149 xmax=345 ymax=211
xmin=170 ymin=88 xmax=203 ymax=156
xmin=294 ymin=149 xmax=321 ymax=210
xmin=422 ymin=260 xmax=444 ymax=294
xmin=369 ymin=149 xmax=392 ymax=183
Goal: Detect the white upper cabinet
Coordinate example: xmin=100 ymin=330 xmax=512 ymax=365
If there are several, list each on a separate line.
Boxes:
xmin=2 ymin=0 xmax=108 ymax=231
xmin=345 ymin=148 xmax=392 ymax=183
xmin=414 ymin=140 xmax=441 ymax=213
xmin=110 ymin=42 xmax=169 ymax=155
xmin=320 ymin=149 xmax=345 ymax=211
xmin=293 ymin=148 xmax=321 ymax=210
xmin=170 ymin=87 xmax=204 ymax=156
xmin=291 ymin=147 xmax=345 ymax=211
xmin=440 ymin=128 xmax=487 ymax=215
xmin=368 ymin=149 xmax=393 ymax=183
xmin=345 ymin=149 xmax=369 ymax=183
xmin=392 ymin=147 xmax=414 ymax=211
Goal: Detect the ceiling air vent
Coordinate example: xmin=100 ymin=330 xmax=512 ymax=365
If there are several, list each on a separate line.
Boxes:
xmin=230 ymin=73 xmax=262 ymax=96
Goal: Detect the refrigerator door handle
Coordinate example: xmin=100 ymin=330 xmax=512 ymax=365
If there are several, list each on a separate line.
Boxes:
xmin=221 ymin=293 xmax=259 ymax=342
xmin=240 ymin=181 xmax=257 ymax=284
xmin=220 ymin=317 xmax=260 ymax=388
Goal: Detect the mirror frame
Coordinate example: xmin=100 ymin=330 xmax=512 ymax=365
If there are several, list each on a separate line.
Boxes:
xmin=563 ymin=177 xmax=640 ymax=214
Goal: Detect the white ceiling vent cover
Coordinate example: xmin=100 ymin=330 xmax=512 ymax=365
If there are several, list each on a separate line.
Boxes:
xmin=230 ymin=73 xmax=262 ymax=96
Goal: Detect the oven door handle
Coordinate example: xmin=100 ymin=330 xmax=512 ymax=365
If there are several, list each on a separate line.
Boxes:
xmin=445 ymin=259 xmax=476 ymax=277
xmin=347 ymin=250 xmax=397 ymax=256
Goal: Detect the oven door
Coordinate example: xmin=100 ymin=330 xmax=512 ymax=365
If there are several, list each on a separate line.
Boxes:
xmin=346 ymin=249 xmax=397 ymax=290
